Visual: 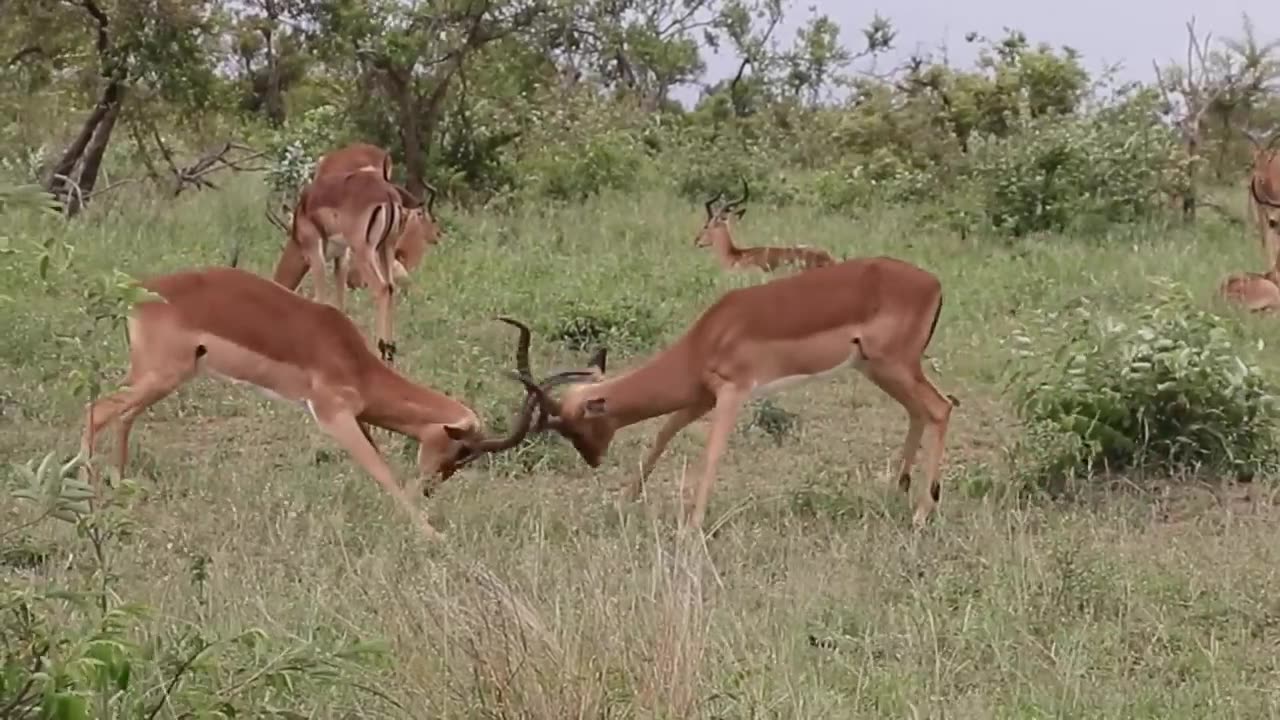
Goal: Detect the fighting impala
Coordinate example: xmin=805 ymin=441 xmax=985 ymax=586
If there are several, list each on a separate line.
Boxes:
xmin=695 ymin=181 xmax=836 ymax=272
xmin=1245 ymin=128 xmax=1280 ymax=266
xmin=77 ymin=266 xmax=548 ymax=540
xmin=271 ymin=166 xmax=442 ymax=363
xmin=488 ymin=255 xmax=959 ymax=530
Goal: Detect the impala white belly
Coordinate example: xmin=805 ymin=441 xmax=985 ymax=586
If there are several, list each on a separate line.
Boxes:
xmin=750 ymin=343 xmax=866 ymax=397
xmin=195 ymin=340 xmax=320 ymax=421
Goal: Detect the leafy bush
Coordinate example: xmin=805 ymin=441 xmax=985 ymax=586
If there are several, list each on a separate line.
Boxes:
xmin=518 ymin=127 xmax=649 ymax=202
xmin=1006 ymin=283 xmax=1280 ymax=492
xmin=264 ymin=104 xmax=346 ymax=196
xmin=966 ymin=92 xmax=1181 ymax=237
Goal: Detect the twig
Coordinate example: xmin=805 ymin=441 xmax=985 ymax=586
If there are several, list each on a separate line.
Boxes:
xmin=144 ymin=638 xmax=218 ymax=720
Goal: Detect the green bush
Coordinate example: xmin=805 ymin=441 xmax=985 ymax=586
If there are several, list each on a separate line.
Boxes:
xmin=1006 ymin=283 xmax=1280 ymax=491
xmin=965 ymin=91 xmax=1181 ymax=237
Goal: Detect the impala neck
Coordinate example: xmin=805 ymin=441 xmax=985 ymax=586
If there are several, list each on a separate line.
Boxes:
xmin=706 ymin=226 xmax=743 ymax=268
xmin=583 ymin=340 xmax=702 ymax=427
xmin=358 ymin=362 xmax=470 ymax=435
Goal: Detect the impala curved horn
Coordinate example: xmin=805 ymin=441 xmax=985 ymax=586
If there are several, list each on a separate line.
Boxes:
xmin=723 ymin=178 xmax=750 ymax=212
xmin=587 ymin=347 xmax=607 ymax=374
xmin=496 ymin=316 xmax=532 ymax=376
xmin=461 ymin=371 xmax=549 ymax=456
xmin=452 ymin=319 xmax=546 ymax=465
xmin=704 ymin=190 xmax=724 ymax=219
xmin=1251 ymin=177 xmax=1280 ymax=209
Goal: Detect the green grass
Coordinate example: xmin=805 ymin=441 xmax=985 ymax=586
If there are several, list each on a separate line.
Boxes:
xmin=5 ymin=179 xmax=1280 ymax=717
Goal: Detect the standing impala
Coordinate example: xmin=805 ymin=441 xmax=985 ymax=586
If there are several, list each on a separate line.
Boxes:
xmin=695 ymin=181 xmax=836 ymax=273
xmin=502 ymin=255 xmax=959 ymax=530
xmin=1245 ymin=129 xmax=1280 ymax=266
xmin=271 ymin=168 xmax=441 ymax=363
xmin=78 ymin=266 xmax=548 ymax=539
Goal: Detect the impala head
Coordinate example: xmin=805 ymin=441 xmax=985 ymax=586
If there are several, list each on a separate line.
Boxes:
xmin=694 ymin=179 xmax=749 ymax=247
xmin=527 ymin=348 xmax=617 ymax=466
xmin=392 ymin=198 xmax=442 ymax=281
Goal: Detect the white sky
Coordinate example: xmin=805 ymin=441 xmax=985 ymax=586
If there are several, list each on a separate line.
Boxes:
xmin=671 ymin=0 xmax=1279 ymax=105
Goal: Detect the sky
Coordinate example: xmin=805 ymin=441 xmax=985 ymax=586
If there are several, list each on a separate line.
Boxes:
xmin=671 ymin=0 xmax=1280 ymax=106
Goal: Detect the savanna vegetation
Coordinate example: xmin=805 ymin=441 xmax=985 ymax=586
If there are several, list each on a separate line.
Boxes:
xmin=6 ymin=1 xmax=1280 ymax=716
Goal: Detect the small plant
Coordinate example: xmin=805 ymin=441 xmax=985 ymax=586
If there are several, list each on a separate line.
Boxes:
xmin=1006 ymin=281 xmax=1280 ymax=493
xmin=746 ymin=398 xmax=800 ymax=445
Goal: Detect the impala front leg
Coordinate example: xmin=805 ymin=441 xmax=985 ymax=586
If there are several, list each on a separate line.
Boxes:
xmin=374 ymin=281 xmax=396 ymax=364
xmin=310 ymin=244 xmax=332 ymax=306
xmin=685 ymin=385 xmax=747 ymax=530
xmin=332 ymin=250 xmax=351 ymax=312
xmin=313 ymin=402 xmax=443 ymax=541
xmin=631 ymin=399 xmax=714 ymax=501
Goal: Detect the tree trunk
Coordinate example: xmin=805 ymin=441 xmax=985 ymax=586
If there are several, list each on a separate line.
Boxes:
xmin=76 ymin=101 xmax=121 ymax=198
xmin=1183 ymin=133 xmax=1199 ymax=222
xmin=45 ymin=79 xmax=124 ymax=215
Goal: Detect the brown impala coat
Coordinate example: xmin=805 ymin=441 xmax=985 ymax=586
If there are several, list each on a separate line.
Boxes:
xmin=695 ymin=181 xmax=836 ymax=273
xmin=80 ymin=268 xmax=542 ymax=536
xmin=1249 ymin=145 xmax=1280 ymax=266
xmin=521 ymin=255 xmax=956 ymax=529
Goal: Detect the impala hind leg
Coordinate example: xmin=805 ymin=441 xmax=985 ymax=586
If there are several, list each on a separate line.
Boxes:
xmin=630 ymin=398 xmax=714 ymax=501
xmin=312 ymin=404 xmax=443 ymax=541
xmin=685 ymin=385 xmax=748 ymax=530
xmin=81 ymin=345 xmax=202 ymax=483
xmin=331 ymin=249 xmax=351 ymax=312
xmin=862 ymin=360 xmax=955 ymax=527
xmin=310 ymin=243 xmax=332 ymax=306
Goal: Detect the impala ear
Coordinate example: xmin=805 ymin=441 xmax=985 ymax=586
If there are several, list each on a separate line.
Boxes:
xmin=442 ymin=424 xmax=470 ymax=441
xmin=583 ymin=397 xmax=607 ymax=417
xmin=733 ymin=206 xmax=747 ymax=219
xmin=587 ymin=347 xmax=607 ymax=374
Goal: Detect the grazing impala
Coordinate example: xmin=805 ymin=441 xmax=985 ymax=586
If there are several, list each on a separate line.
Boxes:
xmin=266 ymin=142 xmax=438 ymax=296
xmin=314 ymin=142 xmax=393 ymax=183
xmin=77 ymin=266 xmax=548 ymax=539
xmin=312 ymin=141 xmax=423 ymax=209
xmin=271 ymin=169 xmax=441 ymax=363
xmin=1245 ymin=128 xmax=1280 ymax=265
xmin=696 ymin=181 xmax=836 ymax=273
xmin=492 ymin=256 xmax=959 ymax=530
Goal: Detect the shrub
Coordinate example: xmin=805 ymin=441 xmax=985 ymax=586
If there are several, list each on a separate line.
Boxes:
xmin=966 ymin=92 xmax=1181 ymax=237
xmin=1005 ymin=282 xmax=1280 ymax=492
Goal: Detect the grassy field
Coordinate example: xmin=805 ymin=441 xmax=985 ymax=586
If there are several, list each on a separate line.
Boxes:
xmin=5 ymin=178 xmax=1280 ymax=718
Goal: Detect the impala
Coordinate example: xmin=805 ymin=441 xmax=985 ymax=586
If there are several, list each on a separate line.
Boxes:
xmin=77 ymin=266 xmax=548 ymax=539
xmin=265 ymin=142 xmax=434 ymax=293
xmin=1218 ymin=268 xmax=1280 ymax=313
xmin=311 ymin=141 xmax=423 ymax=208
xmin=271 ymin=169 xmax=441 ymax=363
xmin=494 ymin=255 xmax=960 ymax=530
xmin=1245 ymin=128 xmax=1280 ymax=265
xmin=696 ymin=181 xmax=836 ymax=272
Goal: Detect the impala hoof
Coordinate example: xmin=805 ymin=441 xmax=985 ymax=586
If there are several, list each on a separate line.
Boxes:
xmin=377 ymin=339 xmax=398 ymax=364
